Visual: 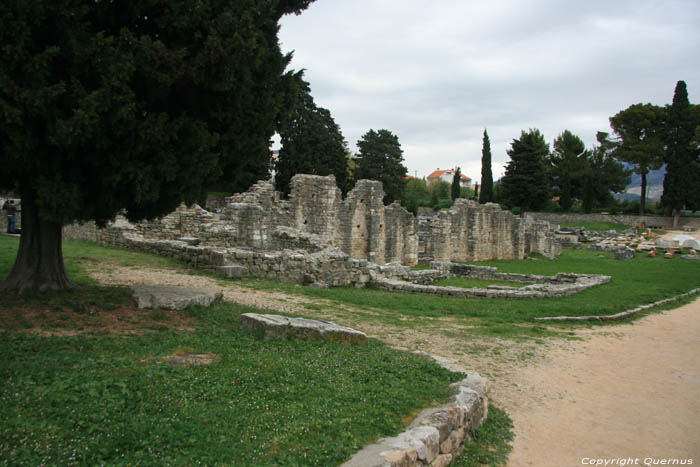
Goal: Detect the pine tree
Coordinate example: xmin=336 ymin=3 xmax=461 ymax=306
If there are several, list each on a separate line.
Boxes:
xmin=451 ymin=167 xmax=462 ymax=201
xmin=501 ymin=129 xmax=551 ymax=212
xmin=0 ymin=0 xmax=315 ymax=293
xmin=661 ymin=80 xmax=700 ymax=227
xmin=275 ymin=74 xmax=349 ymax=195
xmin=479 ymin=129 xmax=494 ymax=203
xmin=608 ymin=103 xmax=666 ymax=215
xmin=354 ymin=129 xmax=408 ymax=203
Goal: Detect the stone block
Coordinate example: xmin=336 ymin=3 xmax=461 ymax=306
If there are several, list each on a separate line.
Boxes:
xmin=239 ymin=313 xmax=366 ymax=344
xmin=431 ymin=453 xmax=453 ymax=467
xmin=130 ymin=285 xmax=222 ymax=310
xmin=614 ymin=246 xmax=636 ymax=260
xmin=218 ymin=265 xmax=247 ymax=278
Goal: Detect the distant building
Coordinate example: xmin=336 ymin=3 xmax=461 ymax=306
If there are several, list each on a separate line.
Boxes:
xmin=426 ymin=168 xmax=472 ymax=188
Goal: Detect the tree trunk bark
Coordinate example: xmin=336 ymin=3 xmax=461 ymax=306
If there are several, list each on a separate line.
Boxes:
xmin=673 ymin=209 xmax=681 ymax=230
xmin=0 ymin=194 xmax=76 ymax=294
xmin=639 ymin=173 xmax=647 ymax=216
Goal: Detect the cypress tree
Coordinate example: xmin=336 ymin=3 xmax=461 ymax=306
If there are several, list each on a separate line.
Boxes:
xmin=479 ymin=129 xmax=494 ymax=203
xmin=0 ymin=0 xmax=315 ymax=293
xmin=661 ymin=80 xmax=699 ymax=227
xmin=451 ymin=167 xmax=462 ymax=201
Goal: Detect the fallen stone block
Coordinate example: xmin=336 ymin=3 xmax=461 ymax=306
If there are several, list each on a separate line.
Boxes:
xmin=239 ymin=313 xmax=366 ymax=344
xmin=614 ymin=246 xmax=636 ymax=260
xmin=130 ymin=285 xmax=223 ymax=310
xmin=656 ymin=238 xmax=680 ymax=249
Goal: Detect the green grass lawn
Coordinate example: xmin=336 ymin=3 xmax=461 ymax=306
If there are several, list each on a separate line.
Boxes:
xmin=236 ymin=248 xmax=700 ymax=340
xmin=0 ymin=237 xmax=467 ymax=465
xmin=3 ymin=234 xmax=697 ymax=465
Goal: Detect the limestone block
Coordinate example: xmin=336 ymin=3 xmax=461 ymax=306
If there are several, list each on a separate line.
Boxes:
xmin=656 ymin=238 xmax=680 ymax=249
xmin=238 ymin=313 xmax=366 ymax=344
xmin=614 ymin=246 xmax=636 ymax=260
xmin=431 ymin=453 xmax=453 ymax=467
xmin=130 ymin=285 xmax=223 ymax=310
xmin=218 ymin=265 xmax=247 ymax=278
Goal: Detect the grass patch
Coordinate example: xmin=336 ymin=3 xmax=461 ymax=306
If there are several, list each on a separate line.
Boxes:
xmin=234 ymin=248 xmax=700 ymax=339
xmin=453 ymin=406 xmax=513 ymax=466
xmin=1 ymin=236 xmax=466 ymax=465
xmin=0 ymin=299 xmax=463 ymax=465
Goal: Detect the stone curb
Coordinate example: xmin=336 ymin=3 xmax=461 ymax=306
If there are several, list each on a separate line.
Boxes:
xmin=342 ymin=373 xmax=490 ymax=467
xmin=535 ymin=288 xmax=700 ymax=321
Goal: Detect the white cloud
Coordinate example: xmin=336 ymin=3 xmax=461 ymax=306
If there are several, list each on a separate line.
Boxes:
xmin=279 ymin=0 xmax=700 ymax=182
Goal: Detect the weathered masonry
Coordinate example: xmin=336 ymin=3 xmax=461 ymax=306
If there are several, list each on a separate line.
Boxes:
xmin=63 ymin=174 xmax=561 ymax=285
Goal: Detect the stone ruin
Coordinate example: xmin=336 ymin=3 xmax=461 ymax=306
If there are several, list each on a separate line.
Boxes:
xmin=63 ymin=174 xmax=563 ymax=289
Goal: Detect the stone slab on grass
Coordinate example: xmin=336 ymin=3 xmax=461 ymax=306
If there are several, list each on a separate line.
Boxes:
xmin=130 ymin=285 xmax=223 ymax=310
xmin=239 ymin=313 xmax=366 ymax=344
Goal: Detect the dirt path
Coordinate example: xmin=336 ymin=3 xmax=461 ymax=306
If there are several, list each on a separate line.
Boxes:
xmin=504 ymin=297 xmax=700 ymax=467
xmin=85 ymin=263 xmax=700 ymax=466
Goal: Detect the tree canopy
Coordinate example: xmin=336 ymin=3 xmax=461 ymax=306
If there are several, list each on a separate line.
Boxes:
xmin=661 ymin=80 xmax=700 ymax=225
xmin=274 ymin=73 xmax=349 ymax=195
xmin=0 ymin=0 xmax=314 ymax=293
xmin=501 ymin=129 xmax=551 ymax=212
xmin=478 ymin=129 xmax=494 ymax=203
xmin=607 ymin=103 xmax=666 ymax=215
xmin=581 ymin=132 xmax=631 ymax=213
xmin=354 ymin=129 xmax=407 ymax=204
xmin=549 ymin=130 xmax=587 ymax=211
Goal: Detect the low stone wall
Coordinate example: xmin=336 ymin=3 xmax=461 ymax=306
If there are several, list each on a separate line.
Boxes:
xmin=525 ymin=212 xmax=700 ymax=229
xmin=344 ymin=374 xmax=489 ymax=467
xmin=372 ymin=262 xmax=610 ymax=299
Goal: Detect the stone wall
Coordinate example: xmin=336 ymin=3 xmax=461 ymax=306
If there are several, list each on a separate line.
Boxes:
xmin=63 ymin=175 xmax=562 ymax=272
xmin=418 ymin=200 xmax=560 ymax=263
xmin=526 ymin=212 xmax=700 ymax=229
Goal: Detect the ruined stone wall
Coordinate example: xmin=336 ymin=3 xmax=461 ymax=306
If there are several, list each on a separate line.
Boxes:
xmin=418 ymin=200 xmax=560 ymax=263
xmin=62 ymin=174 xmax=559 ymax=269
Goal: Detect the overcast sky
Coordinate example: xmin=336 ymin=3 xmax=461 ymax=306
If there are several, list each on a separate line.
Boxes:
xmin=276 ymin=0 xmax=700 ymax=183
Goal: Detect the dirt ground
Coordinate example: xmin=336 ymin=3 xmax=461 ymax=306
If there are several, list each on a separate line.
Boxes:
xmin=504 ymin=298 xmax=700 ymax=466
xmin=83 ymin=239 xmax=700 ymax=467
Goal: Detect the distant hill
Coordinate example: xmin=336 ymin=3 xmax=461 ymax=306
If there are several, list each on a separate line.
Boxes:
xmin=622 ymin=163 xmax=665 ymax=200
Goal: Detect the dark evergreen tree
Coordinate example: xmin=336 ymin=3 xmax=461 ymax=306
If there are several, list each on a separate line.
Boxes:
xmin=451 ymin=167 xmax=462 ymax=201
xmin=479 ymin=129 xmax=494 ymax=203
xmin=473 ymin=183 xmax=480 ymax=201
xmin=661 ymin=81 xmax=700 ymax=227
xmin=607 ymin=103 xmax=666 ymax=215
xmin=501 ymin=129 xmax=551 ymax=212
xmin=0 ymin=0 xmax=314 ymax=293
xmin=354 ymin=129 xmax=408 ymax=203
xmin=549 ymin=130 xmax=587 ymax=211
xmin=275 ymin=74 xmax=349 ymax=195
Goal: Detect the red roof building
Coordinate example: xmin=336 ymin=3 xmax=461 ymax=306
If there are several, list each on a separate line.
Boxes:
xmin=426 ymin=169 xmax=472 ymax=187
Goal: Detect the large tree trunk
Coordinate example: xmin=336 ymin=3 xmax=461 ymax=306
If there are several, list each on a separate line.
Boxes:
xmin=673 ymin=209 xmax=681 ymax=230
xmin=639 ymin=172 xmax=647 ymax=216
xmin=0 ymin=195 xmax=76 ymax=294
